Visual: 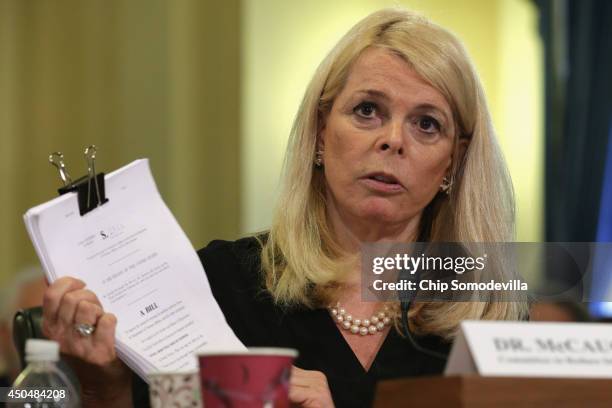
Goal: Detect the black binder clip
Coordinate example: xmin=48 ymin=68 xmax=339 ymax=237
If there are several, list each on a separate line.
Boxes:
xmin=49 ymin=146 xmax=109 ymax=216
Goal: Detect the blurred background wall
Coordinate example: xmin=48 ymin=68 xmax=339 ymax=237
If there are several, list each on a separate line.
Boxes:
xmin=0 ymin=0 xmax=242 ymax=288
xmin=0 ymin=0 xmax=543 ymax=288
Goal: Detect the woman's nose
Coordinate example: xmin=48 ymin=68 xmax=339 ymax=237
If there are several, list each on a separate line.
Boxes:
xmin=376 ymin=120 xmax=405 ymax=155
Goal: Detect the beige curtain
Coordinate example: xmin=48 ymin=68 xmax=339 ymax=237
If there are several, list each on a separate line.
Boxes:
xmin=0 ymin=0 xmax=241 ymax=286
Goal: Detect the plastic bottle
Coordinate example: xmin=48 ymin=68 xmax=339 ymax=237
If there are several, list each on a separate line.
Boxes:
xmin=7 ymin=339 xmax=80 ymax=407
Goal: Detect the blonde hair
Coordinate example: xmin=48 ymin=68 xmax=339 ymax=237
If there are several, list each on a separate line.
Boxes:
xmin=259 ymin=8 xmax=528 ymax=339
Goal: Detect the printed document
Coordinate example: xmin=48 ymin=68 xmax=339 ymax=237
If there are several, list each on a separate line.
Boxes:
xmin=24 ymin=159 xmax=246 ymax=380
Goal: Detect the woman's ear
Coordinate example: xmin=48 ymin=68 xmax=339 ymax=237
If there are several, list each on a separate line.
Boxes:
xmin=445 ymin=137 xmax=469 ymax=177
xmin=316 ymin=112 xmax=327 ymax=151
xmin=313 ymin=113 xmax=327 ymax=168
xmin=455 ymin=137 xmax=469 ymax=165
xmin=441 ymin=137 xmax=469 ymax=195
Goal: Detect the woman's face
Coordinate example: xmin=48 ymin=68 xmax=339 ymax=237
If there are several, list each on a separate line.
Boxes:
xmin=320 ymin=47 xmax=457 ymax=232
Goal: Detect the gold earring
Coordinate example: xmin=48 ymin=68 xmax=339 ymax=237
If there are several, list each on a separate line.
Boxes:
xmin=440 ymin=176 xmax=452 ymax=195
xmin=314 ymin=150 xmax=324 ymax=167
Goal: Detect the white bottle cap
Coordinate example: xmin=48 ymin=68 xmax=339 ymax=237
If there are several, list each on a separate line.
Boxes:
xmin=25 ymin=339 xmax=60 ymax=362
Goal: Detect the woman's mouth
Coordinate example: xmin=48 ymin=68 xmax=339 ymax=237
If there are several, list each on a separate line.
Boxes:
xmin=362 ymin=172 xmax=404 ymax=193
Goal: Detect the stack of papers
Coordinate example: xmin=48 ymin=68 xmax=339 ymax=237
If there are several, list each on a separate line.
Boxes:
xmin=24 ymin=159 xmax=245 ymax=380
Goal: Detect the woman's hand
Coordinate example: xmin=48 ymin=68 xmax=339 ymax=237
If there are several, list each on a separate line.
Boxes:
xmin=42 ymin=276 xmax=132 ymax=407
xmin=289 ymin=366 xmax=335 ymax=408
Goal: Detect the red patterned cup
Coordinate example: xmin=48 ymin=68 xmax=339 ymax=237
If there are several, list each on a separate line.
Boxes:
xmin=198 ymin=348 xmax=298 ymax=408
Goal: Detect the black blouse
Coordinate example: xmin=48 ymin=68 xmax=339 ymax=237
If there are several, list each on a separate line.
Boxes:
xmin=133 ymin=236 xmax=450 ymax=407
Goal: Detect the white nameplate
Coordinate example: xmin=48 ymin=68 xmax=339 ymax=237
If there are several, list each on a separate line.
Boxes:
xmin=445 ymin=320 xmax=612 ymax=378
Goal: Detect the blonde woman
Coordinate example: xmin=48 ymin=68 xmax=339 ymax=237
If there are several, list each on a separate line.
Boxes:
xmin=41 ymin=8 xmax=528 ymax=408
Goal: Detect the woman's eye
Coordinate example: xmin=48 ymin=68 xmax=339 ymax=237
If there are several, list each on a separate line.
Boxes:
xmin=353 ymin=102 xmax=378 ymax=119
xmin=417 ymin=116 xmax=441 ymax=133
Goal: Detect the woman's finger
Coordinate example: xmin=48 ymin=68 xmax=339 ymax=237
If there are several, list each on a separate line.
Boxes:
xmin=42 ymin=277 xmax=85 ymax=326
xmin=288 ymin=382 xmax=334 ymax=407
xmin=57 ymin=289 xmax=99 ymax=327
xmin=290 ymin=366 xmax=326 ymax=385
xmin=289 ymin=367 xmax=334 ymax=407
xmin=288 ymin=386 xmax=311 ymax=405
xmin=290 ymin=374 xmax=313 ymax=387
xmin=68 ymin=301 xmax=104 ymax=358
xmin=91 ymin=313 xmax=118 ymax=365
xmin=73 ymin=300 xmax=104 ymax=329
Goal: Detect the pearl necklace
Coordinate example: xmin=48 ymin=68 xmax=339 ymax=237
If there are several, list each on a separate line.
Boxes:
xmin=329 ymin=303 xmax=392 ymax=336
